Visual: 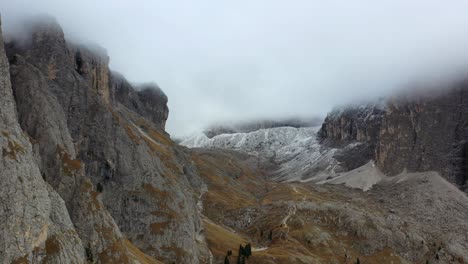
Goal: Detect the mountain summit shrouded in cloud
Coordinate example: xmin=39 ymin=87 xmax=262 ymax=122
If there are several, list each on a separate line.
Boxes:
xmin=4 ymin=0 xmax=468 ymax=135
xmin=2 ymin=2 xmax=468 ymax=263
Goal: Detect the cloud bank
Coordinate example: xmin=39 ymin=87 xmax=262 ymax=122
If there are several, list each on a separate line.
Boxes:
xmin=3 ymin=0 xmax=468 ymax=135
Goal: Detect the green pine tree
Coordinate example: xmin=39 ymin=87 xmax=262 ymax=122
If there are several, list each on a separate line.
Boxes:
xmin=96 ymin=182 xmax=103 ymax=193
xmin=245 ymin=243 xmax=252 ymax=258
xmin=237 ymin=244 xmax=244 ymax=264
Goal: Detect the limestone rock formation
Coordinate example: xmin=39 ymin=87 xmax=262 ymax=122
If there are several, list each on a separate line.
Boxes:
xmin=2 ymin=14 xmax=468 ymax=264
xmin=4 ymin=16 xmax=206 ymax=263
xmin=0 ymin=16 xmax=85 ymax=263
xmin=112 ymin=73 xmax=169 ymax=129
xmin=319 ymin=87 xmax=468 ymax=192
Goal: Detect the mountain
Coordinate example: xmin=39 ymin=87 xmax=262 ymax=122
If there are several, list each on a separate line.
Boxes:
xmin=2 ymin=16 xmax=207 ymax=263
xmin=319 ymin=88 xmax=468 ymax=193
xmin=181 ymin=126 xmax=341 ymax=181
xmin=181 ymin=123 xmax=380 ymax=183
xmin=202 ymin=118 xmax=323 ymax=138
xmin=1 ymin=15 xmax=467 ymax=264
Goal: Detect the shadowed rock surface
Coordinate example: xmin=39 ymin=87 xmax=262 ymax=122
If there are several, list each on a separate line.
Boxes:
xmin=0 ymin=17 xmax=85 ymax=263
xmin=1 ymin=15 xmax=467 ymax=264
xmin=4 ymin=16 xmax=203 ymax=264
xmin=319 ymin=90 xmax=468 ymax=192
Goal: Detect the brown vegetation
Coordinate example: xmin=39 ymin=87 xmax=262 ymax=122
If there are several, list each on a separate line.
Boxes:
xmin=57 ymin=145 xmax=82 ymax=175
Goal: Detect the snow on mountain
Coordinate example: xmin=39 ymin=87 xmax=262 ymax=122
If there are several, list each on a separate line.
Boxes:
xmin=181 ymin=126 xmax=342 ymax=181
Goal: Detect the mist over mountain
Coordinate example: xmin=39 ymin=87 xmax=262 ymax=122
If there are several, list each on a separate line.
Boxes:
xmin=4 ymin=0 xmax=468 ymax=136
xmin=1 ymin=2 xmax=468 ymax=264
xmin=200 ymin=117 xmax=323 ymax=138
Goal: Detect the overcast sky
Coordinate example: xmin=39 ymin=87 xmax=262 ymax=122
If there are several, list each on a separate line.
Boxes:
xmin=3 ymin=0 xmax=468 ymax=136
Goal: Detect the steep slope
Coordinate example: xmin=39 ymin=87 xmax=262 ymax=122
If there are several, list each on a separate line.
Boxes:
xmin=0 ymin=17 xmax=85 ymax=263
xmin=319 ymin=87 xmax=468 ymax=192
xmin=182 ymin=126 xmax=343 ymax=181
xmin=4 ymin=17 xmax=206 ymax=263
xmin=181 ymin=125 xmax=376 ymax=183
xmin=2 ymin=14 xmax=468 ymax=264
xmin=192 ymin=149 xmax=468 ymax=264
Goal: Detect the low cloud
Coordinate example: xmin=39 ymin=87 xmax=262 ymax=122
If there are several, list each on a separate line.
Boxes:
xmin=3 ymin=0 xmax=468 ymax=136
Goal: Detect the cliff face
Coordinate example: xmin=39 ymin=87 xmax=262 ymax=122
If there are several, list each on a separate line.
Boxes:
xmin=3 ymin=17 xmax=206 ymax=263
xmin=2 ymin=16 xmax=468 ymax=264
xmin=0 ymin=17 xmax=85 ymax=263
xmin=319 ymin=86 xmax=468 ymax=191
xmin=318 ymin=103 xmax=385 ymax=145
xmin=112 ymin=74 xmax=169 ymax=129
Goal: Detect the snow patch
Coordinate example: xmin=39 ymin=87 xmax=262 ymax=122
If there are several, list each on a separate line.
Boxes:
xmin=180 ymin=126 xmax=341 ymax=181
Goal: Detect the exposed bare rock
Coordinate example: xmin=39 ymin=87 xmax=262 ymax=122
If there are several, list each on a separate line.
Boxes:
xmin=70 ymin=43 xmax=111 ymax=104
xmin=112 ymin=72 xmax=169 ymax=129
xmin=5 ymin=17 xmax=205 ymax=263
xmin=376 ymin=88 xmax=468 ymax=190
xmin=0 ymin=16 xmax=85 ymax=263
xmin=319 ymin=88 xmax=468 ymax=192
xmin=3 ymin=14 xmax=468 ymax=264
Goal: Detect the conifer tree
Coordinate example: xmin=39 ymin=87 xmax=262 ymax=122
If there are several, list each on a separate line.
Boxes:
xmin=96 ymin=182 xmax=103 ymax=193
xmin=245 ymin=243 xmax=252 ymax=257
xmin=237 ymin=245 xmax=244 ymax=264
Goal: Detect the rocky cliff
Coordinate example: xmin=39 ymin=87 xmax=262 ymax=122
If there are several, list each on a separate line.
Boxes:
xmin=2 ymin=15 xmax=468 ymax=264
xmin=319 ymin=86 xmax=468 ymax=192
xmin=2 ymin=16 xmax=206 ymax=263
xmin=0 ymin=17 xmax=85 ymax=264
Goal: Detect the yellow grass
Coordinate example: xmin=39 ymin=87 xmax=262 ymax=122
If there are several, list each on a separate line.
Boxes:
xmin=124 ymin=239 xmax=164 ymax=264
xmin=203 ymin=218 xmax=247 ymax=257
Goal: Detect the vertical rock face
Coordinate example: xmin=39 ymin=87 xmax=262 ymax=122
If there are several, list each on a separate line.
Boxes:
xmin=376 ymin=87 xmax=468 ymax=189
xmin=112 ymin=73 xmax=169 ymax=129
xmin=0 ymin=17 xmax=85 ymax=263
xmin=318 ymin=103 xmax=385 ymax=171
xmin=319 ymin=86 xmax=468 ymax=191
xmin=4 ymin=17 xmax=207 ymax=263
xmin=71 ymin=44 xmax=111 ymax=104
xmin=318 ymin=103 xmax=385 ymax=145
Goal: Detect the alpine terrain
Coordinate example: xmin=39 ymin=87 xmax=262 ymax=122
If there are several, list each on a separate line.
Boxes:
xmin=0 ymin=16 xmax=467 ymax=264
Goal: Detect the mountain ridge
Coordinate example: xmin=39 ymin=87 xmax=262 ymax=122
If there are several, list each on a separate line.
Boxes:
xmin=1 ymin=15 xmax=467 ymax=264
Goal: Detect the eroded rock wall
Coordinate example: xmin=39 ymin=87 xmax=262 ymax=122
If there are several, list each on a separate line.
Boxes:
xmin=319 ymin=86 xmax=468 ymax=191
xmin=4 ymin=17 xmax=207 ymax=263
xmin=0 ymin=16 xmax=85 ymax=264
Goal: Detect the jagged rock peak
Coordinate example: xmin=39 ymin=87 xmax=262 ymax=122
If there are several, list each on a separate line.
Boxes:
xmin=5 ymin=16 xmax=169 ymax=123
xmin=3 ymin=14 xmax=203 ymax=263
xmin=112 ymin=72 xmax=169 ymax=129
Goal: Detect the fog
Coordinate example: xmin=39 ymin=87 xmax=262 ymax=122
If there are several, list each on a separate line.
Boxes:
xmin=3 ymin=0 xmax=468 ymax=136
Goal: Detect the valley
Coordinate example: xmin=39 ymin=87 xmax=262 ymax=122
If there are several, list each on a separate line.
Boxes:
xmin=0 ymin=15 xmax=467 ymax=264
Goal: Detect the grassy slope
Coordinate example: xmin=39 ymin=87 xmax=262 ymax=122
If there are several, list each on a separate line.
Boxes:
xmin=192 ymin=149 xmax=411 ymax=264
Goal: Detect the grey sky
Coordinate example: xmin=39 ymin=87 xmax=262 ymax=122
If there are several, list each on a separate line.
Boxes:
xmin=3 ymin=0 xmax=468 ymax=136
